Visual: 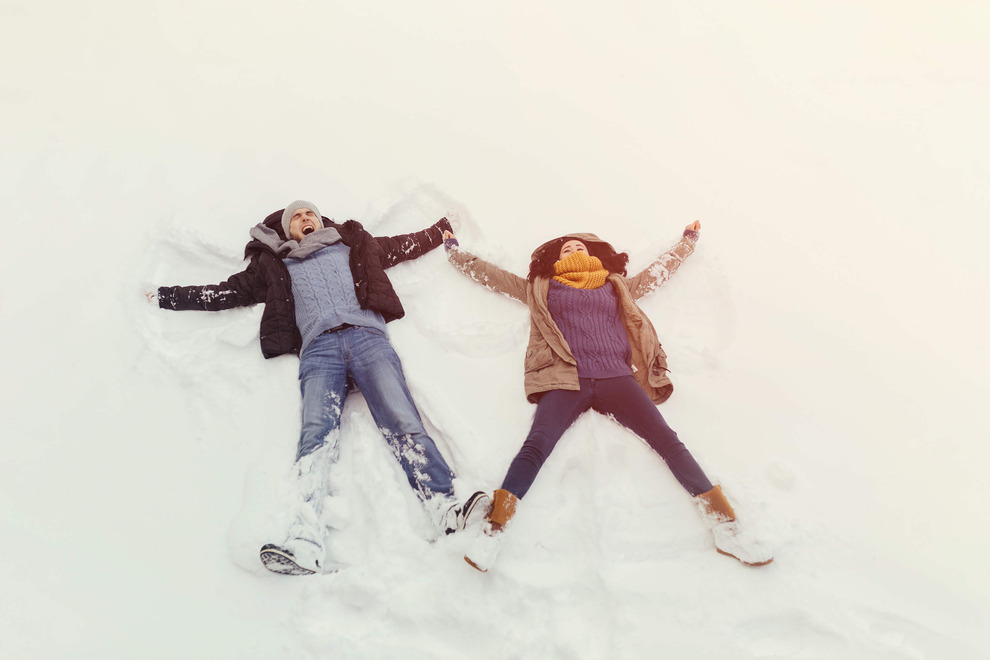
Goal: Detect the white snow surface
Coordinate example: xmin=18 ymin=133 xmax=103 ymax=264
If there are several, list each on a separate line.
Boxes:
xmin=2 ymin=2 xmax=989 ymax=659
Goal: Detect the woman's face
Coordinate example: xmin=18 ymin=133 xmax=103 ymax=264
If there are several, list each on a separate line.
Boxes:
xmin=559 ymin=239 xmax=588 ymax=260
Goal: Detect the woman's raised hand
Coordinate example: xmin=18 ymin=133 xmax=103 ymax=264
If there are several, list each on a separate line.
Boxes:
xmin=443 ymin=230 xmax=455 ymax=239
xmin=685 ymin=221 xmax=701 ymax=232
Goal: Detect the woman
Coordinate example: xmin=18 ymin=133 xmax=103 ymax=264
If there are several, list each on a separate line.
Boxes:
xmin=443 ymin=222 xmax=772 ymax=571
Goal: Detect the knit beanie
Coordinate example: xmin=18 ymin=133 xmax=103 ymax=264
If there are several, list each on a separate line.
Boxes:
xmin=281 ymin=200 xmax=323 ymax=239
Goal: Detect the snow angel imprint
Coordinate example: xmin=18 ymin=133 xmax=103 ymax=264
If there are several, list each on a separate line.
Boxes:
xmin=442 ymin=221 xmax=773 ymax=571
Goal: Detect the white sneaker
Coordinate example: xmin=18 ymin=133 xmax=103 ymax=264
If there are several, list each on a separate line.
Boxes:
xmin=434 ymin=491 xmax=492 ymax=536
xmin=260 ymin=537 xmax=324 ymax=575
xmin=464 ymin=522 xmax=504 ymax=572
xmin=711 ymin=521 xmax=773 ymax=566
xmin=283 ymin=536 xmax=325 ymax=571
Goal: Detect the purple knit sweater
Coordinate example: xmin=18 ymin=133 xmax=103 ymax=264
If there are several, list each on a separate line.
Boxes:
xmin=547 ymin=280 xmax=633 ymax=379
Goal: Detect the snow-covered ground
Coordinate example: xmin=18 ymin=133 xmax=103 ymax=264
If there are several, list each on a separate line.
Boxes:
xmin=2 ymin=2 xmax=989 ymax=658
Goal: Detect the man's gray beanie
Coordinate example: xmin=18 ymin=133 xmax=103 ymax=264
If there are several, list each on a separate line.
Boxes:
xmin=281 ymin=200 xmax=323 ymax=239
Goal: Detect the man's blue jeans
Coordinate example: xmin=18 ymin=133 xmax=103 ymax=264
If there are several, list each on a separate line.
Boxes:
xmin=296 ymin=326 xmax=455 ymax=500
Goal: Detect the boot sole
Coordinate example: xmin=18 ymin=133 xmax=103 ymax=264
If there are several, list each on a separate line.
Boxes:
xmin=260 ymin=544 xmax=318 ymax=575
xmin=464 ymin=555 xmax=488 ymax=572
xmin=717 ymin=548 xmax=774 ymax=567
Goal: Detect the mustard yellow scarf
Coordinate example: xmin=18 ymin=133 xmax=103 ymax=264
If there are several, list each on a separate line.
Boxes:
xmin=553 ymin=252 xmax=608 ymax=289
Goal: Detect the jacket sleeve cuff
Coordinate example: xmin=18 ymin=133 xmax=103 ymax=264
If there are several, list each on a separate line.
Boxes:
xmin=157 ymin=287 xmax=171 ymax=309
xmin=683 ymin=229 xmax=700 ymax=242
xmin=444 ymin=237 xmax=460 ymax=253
xmin=436 ymin=217 xmax=453 ymax=237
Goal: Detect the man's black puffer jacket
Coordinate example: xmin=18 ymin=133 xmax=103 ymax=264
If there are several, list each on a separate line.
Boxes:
xmin=158 ymin=210 xmax=452 ymax=358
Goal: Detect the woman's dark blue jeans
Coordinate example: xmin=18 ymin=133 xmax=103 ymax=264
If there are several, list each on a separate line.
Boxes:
xmin=501 ymin=375 xmax=713 ymax=499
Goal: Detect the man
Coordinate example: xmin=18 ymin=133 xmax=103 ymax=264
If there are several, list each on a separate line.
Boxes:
xmin=152 ymin=201 xmax=488 ymax=575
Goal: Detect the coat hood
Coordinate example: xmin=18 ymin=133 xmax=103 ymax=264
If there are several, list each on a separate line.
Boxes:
xmin=242 ymin=209 xmax=298 ymax=258
xmin=530 ymin=233 xmax=618 ymax=263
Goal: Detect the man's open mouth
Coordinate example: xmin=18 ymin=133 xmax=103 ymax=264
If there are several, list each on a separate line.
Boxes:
xmin=302 ymin=225 xmax=315 ymax=235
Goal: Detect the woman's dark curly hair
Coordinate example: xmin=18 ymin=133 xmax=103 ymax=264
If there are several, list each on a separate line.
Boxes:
xmin=528 ymin=236 xmax=629 ymax=282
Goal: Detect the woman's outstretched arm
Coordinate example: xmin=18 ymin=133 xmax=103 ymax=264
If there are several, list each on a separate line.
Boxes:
xmin=623 ymin=221 xmax=701 ymax=301
xmin=443 ymin=231 xmax=528 ymax=302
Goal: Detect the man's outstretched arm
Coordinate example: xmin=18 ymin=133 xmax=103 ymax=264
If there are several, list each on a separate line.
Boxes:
xmin=375 ymin=217 xmax=453 ymax=269
xmin=154 ymin=261 xmax=263 ymax=311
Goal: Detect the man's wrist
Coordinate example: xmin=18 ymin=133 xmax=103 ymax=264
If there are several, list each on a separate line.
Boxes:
xmin=437 ymin=217 xmax=453 ymax=236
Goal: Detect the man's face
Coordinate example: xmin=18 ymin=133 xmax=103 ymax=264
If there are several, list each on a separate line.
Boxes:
xmin=288 ymin=208 xmax=321 ymax=241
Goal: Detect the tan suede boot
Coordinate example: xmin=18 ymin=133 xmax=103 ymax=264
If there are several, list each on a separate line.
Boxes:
xmin=464 ymin=489 xmax=518 ymax=572
xmin=695 ymin=485 xmax=736 ymax=524
xmin=694 ymin=485 xmax=773 ymax=567
xmin=488 ymin=489 xmax=518 ymax=530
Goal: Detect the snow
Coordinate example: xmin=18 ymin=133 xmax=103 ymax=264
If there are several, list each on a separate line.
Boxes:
xmin=2 ymin=1 xmax=989 ymax=658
